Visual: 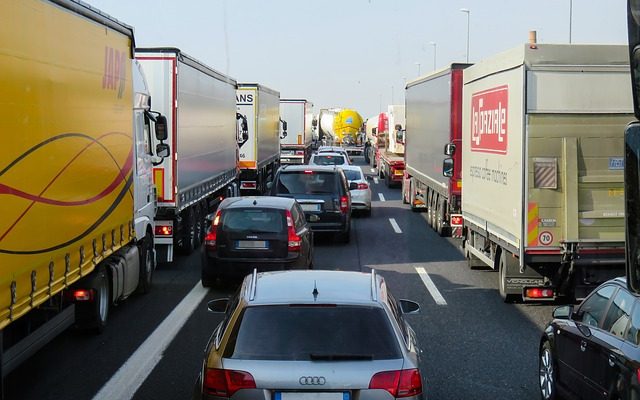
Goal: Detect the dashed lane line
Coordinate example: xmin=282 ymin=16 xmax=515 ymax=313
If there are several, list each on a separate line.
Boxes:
xmin=378 ymin=193 xmax=385 ymax=202
xmin=373 ymin=177 xmax=379 ymax=184
xmin=389 ymin=218 xmax=402 ymax=233
xmin=415 ymin=267 xmax=448 ymax=305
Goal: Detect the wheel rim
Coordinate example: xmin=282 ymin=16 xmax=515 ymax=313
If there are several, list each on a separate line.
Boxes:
xmin=145 ymin=247 xmax=153 ymax=283
xmin=98 ymin=278 xmax=108 ymax=322
xmin=539 ymin=348 xmax=554 ymax=399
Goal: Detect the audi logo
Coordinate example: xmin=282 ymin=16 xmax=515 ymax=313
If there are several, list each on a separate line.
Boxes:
xmin=299 ymin=376 xmax=326 ymax=385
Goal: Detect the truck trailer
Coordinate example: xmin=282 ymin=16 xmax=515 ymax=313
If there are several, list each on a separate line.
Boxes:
xmin=0 ymin=0 xmax=169 ymax=389
xmin=404 ymin=64 xmax=470 ymax=237
xmin=461 ymin=44 xmax=632 ymax=302
xmin=279 ymin=99 xmax=315 ymax=165
xmin=136 ymin=48 xmax=240 ymax=262
xmin=236 ymin=84 xmax=281 ymax=194
xmin=318 ymin=108 xmax=365 ymax=157
xmin=377 ymin=105 xmax=406 ymax=187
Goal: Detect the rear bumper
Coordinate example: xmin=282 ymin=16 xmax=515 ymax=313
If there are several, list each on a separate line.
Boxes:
xmin=201 ymin=250 xmax=305 ymax=279
xmin=308 ymin=220 xmax=349 ymax=233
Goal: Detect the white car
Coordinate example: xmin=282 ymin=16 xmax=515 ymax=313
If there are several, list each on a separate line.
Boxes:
xmin=340 ymin=165 xmax=372 ymax=216
xmin=309 ymin=152 xmax=350 ymax=167
xmin=317 ymin=146 xmax=352 ymax=163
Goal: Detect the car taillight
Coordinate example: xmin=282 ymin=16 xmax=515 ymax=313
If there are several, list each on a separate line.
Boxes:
xmin=203 ymin=368 xmax=256 ymax=397
xmin=285 ymin=210 xmax=301 ymax=252
xmin=204 ymin=210 xmax=221 ymax=251
xmin=369 ymin=369 xmax=423 ymax=398
xmin=340 ymin=195 xmax=349 ymax=214
xmin=356 ymin=182 xmax=368 ymax=190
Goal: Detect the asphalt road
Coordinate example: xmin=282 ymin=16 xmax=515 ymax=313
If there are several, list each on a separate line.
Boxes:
xmin=5 ymin=158 xmax=557 ymax=400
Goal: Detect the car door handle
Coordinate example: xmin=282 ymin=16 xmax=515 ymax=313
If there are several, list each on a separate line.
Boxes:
xmin=580 ymin=340 xmax=587 ymax=352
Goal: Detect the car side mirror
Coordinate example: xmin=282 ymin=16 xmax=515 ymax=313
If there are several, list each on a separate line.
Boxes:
xmin=155 ymin=115 xmax=168 ymax=141
xmin=156 ymin=143 xmax=170 ymax=158
xmin=349 ymin=182 xmax=358 ymax=190
xmin=207 ymin=298 xmax=229 ymax=313
xmin=399 ymin=299 xmax=420 ymax=314
xmin=442 ymin=158 xmax=454 ymax=177
xmin=552 ymin=305 xmax=573 ymax=320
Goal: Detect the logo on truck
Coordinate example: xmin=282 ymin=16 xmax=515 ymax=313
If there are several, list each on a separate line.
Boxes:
xmin=102 ymin=47 xmax=127 ymax=99
xmin=471 ymin=85 xmax=508 ymax=154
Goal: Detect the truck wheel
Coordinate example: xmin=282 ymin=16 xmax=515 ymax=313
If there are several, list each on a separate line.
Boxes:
xmin=179 ymin=208 xmax=197 ymax=254
xmin=364 ymin=146 xmax=370 ymax=164
xmin=499 ymin=250 xmax=520 ymax=303
xmin=76 ymin=266 xmax=110 ymax=333
xmin=136 ymin=234 xmax=154 ymax=294
xmin=436 ymin=199 xmax=447 ymax=237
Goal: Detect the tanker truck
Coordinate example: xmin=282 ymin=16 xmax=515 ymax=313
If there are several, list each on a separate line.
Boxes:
xmin=317 ymin=108 xmax=365 ymax=157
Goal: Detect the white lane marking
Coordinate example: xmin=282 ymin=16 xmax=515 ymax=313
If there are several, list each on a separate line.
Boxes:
xmin=389 ymin=218 xmax=402 ymax=233
xmin=92 ymin=283 xmax=209 ymax=400
xmin=378 ymin=193 xmax=385 ymax=202
xmin=370 ymin=168 xmax=375 ymax=173
xmin=415 ymin=267 xmax=447 ymax=305
xmin=373 ymin=177 xmax=379 ymax=184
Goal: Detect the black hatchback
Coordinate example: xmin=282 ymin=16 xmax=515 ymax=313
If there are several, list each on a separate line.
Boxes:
xmin=268 ymin=165 xmax=356 ymax=243
xmin=200 ymin=197 xmax=313 ymax=286
xmin=539 ymin=277 xmax=640 ymax=400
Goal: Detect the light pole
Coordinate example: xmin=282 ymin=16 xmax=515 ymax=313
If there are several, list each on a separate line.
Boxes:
xmin=415 ymin=62 xmax=421 ymax=76
xmin=460 ymin=8 xmax=470 ymax=63
xmin=569 ymin=0 xmax=573 ymax=43
xmin=430 ymin=41 xmax=437 ymax=70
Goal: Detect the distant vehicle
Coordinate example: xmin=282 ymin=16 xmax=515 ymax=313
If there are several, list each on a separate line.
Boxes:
xmin=404 ymin=64 xmax=470 ymax=237
xmin=201 ymin=197 xmax=313 ymax=286
xmin=317 ymin=146 xmax=353 ymax=163
xmin=280 ymin=99 xmax=315 ymax=165
xmin=539 ymin=277 xmax=640 ymax=400
xmin=317 ymin=108 xmax=365 ymax=157
xmin=268 ymin=165 xmax=355 ymax=243
xmin=341 ymin=165 xmax=372 ymax=216
xmin=195 ymin=269 xmax=425 ymax=400
xmin=376 ymin=106 xmax=406 ymax=188
xmin=309 ymin=152 xmax=350 ymax=167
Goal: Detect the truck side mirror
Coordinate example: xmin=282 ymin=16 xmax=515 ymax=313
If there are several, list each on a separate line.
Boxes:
xmin=442 ymin=158 xmax=454 ymax=177
xmin=312 ymin=118 xmax=318 ymax=127
xmin=156 ymin=143 xmax=170 ymax=158
xmin=155 ymin=115 xmax=168 ymax=141
xmin=444 ymin=143 xmax=456 ymax=156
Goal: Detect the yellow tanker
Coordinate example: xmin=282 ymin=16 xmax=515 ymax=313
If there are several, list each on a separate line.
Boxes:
xmin=333 ymin=109 xmax=364 ymax=145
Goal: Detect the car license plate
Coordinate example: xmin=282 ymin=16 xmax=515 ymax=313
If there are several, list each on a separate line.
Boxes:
xmin=235 ymin=240 xmax=268 ymax=249
xmin=276 ymin=393 xmax=349 ymax=400
xmin=300 ymin=203 xmax=321 ymax=211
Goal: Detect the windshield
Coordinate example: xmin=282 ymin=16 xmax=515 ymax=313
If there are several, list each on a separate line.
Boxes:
xmin=224 ymin=305 xmax=401 ymax=361
xmin=312 ymin=155 xmax=345 ymax=165
xmin=276 ymin=171 xmax=338 ymax=194
xmin=343 ymin=170 xmax=362 ymax=181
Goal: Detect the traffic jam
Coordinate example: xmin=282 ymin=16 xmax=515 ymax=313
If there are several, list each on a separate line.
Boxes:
xmin=3 ymin=1 xmax=640 ymax=400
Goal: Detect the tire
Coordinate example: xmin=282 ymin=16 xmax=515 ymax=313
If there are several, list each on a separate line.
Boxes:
xmin=436 ymin=199 xmax=447 ymax=237
xmin=179 ymin=208 xmax=197 ymax=254
xmin=136 ymin=234 xmax=154 ymax=294
xmin=385 ymin=170 xmax=391 ymax=187
xmin=76 ymin=266 xmax=110 ymax=333
xmin=499 ymin=250 xmax=520 ymax=303
xmin=539 ymin=341 xmax=559 ymax=400
xmin=336 ymin=225 xmax=350 ymax=244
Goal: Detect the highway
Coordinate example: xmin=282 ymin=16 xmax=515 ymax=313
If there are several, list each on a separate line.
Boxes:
xmin=5 ymin=158 xmax=556 ymax=400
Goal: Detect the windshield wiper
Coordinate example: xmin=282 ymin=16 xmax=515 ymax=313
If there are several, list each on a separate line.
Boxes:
xmin=309 ymin=353 xmax=373 ymax=361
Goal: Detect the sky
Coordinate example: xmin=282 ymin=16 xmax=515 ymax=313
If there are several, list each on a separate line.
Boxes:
xmin=89 ymin=0 xmax=627 ymax=119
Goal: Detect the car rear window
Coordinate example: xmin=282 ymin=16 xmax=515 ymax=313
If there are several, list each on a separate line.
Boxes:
xmin=277 ymin=172 xmax=338 ymax=194
xmin=343 ymin=170 xmax=361 ymax=181
xmin=224 ymin=305 xmax=401 ymax=360
xmin=221 ymin=209 xmax=284 ymax=233
xmin=313 ymin=155 xmax=345 ymax=165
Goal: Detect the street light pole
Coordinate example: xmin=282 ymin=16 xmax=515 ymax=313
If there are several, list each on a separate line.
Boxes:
xmin=430 ymin=41 xmax=437 ymax=70
xmin=569 ymin=0 xmax=573 ymax=43
xmin=460 ymin=8 xmax=470 ymax=63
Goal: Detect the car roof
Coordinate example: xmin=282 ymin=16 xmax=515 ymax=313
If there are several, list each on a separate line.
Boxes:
xmin=219 ymin=196 xmax=296 ymax=210
xmin=313 ymin=152 xmax=345 ymax=157
xmin=244 ymin=270 xmax=386 ymax=306
xmin=280 ymin=165 xmax=342 ymax=173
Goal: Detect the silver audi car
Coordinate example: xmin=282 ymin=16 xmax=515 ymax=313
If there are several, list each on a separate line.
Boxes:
xmin=194 ymin=269 xmax=425 ymax=400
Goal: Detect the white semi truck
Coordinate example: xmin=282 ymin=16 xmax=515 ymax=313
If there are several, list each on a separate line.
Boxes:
xmin=236 ymin=84 xmax=281 ymax=194
xmin=462 ymin=44 xmax=633 ymax=302
xmin=279 ymin=99 xmax=315 ymax=165
xmin=136 ymin=48 xmax=240 ymax=262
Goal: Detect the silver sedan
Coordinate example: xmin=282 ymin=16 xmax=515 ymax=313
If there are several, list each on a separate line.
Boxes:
xmin=340 ymin=165 xmax=372 ymax=216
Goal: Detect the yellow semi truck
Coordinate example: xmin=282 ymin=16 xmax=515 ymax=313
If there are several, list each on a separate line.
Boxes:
xmin=0 ymin=0 xmax=168 ymax=386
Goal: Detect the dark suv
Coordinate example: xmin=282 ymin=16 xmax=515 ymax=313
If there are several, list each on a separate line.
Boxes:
xmin=200 ymin=197 xmax=313 ymax=286
xmin=268 ymin=165 xmax=355 ymax=243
